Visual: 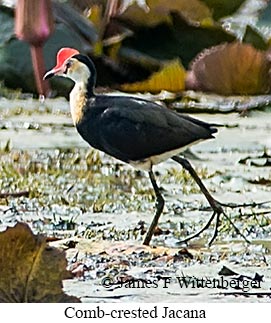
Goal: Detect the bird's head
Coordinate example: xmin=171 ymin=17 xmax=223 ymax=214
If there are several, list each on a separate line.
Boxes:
xmin=43 ymin=48 xmax=97 ymax=91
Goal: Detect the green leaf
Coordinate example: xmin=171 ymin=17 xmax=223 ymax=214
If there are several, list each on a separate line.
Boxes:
xmin=122 ymin=13 xmax=235 ymax=68
xmin=243 ymin=25 xmax=268 ymax=50
xmin=171 ymin=13 xmax=236 ymax=67
xmin=0 ymin=6 xmax=14 ymax=46
xmin=201 ymin=0 xmax=246 ymax=20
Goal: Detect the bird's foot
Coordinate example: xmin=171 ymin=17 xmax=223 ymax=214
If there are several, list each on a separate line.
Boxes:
xmin=177 ymin=199 xmax=251 ymax=247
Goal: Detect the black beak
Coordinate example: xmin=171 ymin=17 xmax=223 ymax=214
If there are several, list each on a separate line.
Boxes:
xmin=43 ymin=70 xmax=55 ymax=80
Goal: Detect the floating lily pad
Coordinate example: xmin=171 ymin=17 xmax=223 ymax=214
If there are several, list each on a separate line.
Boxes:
xmin=186 ymin=42 xmax=271 ymax=95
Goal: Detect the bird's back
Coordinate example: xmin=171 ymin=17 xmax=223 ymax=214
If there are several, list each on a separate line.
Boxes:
xmin=76 ymin=95 xmax=217 ymax=167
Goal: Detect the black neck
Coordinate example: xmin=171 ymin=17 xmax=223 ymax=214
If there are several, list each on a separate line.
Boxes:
xmin=73 ymin=54 xmax=97 ymax=97
xmin=86 ymin=77 xmax=95 ymax=97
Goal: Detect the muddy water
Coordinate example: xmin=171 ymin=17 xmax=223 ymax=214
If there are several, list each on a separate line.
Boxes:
xmin=1 ymin=97 xmax=271 ymax=302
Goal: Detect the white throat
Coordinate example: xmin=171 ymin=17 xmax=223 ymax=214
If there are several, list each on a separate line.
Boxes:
xmin=70 ymin=81 xmax=87 ymax=125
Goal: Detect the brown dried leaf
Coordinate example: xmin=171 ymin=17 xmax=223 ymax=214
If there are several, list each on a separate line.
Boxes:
xmin=121 ymin=59 xmax=186 ymax=93
xmin=186 ymin=42 xmax=271 ymax=95
xmin=0 ymin=222 xmax=80 ymax=303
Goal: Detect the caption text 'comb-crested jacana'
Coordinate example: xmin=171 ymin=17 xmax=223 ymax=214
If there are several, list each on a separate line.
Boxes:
xmin=44 ymin=48 xmax=246 ymax=246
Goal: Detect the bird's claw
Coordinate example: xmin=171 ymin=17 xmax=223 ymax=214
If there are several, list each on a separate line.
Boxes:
xmin=177 ymin=199 xmax=251 ymax=246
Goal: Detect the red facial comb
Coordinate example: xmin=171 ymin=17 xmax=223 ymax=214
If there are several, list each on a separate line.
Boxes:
xmin=54 ymin=48 xmax=80 ymax=69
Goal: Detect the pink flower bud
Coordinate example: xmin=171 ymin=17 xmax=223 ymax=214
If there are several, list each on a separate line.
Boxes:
xmin=15 ymin=0 xmax=54 ymax=46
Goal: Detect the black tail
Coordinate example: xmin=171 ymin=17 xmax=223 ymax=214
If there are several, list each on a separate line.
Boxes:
xmin=179 ymin=114 xmax=220 ymax=135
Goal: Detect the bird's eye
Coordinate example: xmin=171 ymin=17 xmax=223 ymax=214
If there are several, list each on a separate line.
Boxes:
xmin=66 ymin=60 xmax=72 ymax=69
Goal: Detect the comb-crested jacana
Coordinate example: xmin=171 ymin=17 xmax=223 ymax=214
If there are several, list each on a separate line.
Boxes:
xmin=44 ymin=48 xmax=243 ymax=246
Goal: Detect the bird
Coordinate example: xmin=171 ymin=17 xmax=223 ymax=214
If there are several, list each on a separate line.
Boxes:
xmin=43 ymin=48 xmax=243 ymax=246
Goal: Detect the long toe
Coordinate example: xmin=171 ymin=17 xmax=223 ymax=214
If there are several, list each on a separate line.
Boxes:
xmin=211 ymin=200 xmax=224 ymax=215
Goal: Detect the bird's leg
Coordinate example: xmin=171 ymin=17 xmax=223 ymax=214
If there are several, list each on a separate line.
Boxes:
xmin=143 ymin=169 xmax=165 ymax=246
xmin=172 ymin=155 xmax=249 ymax=245
xmin=172 ymin=156 xmax=222 ymax=212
